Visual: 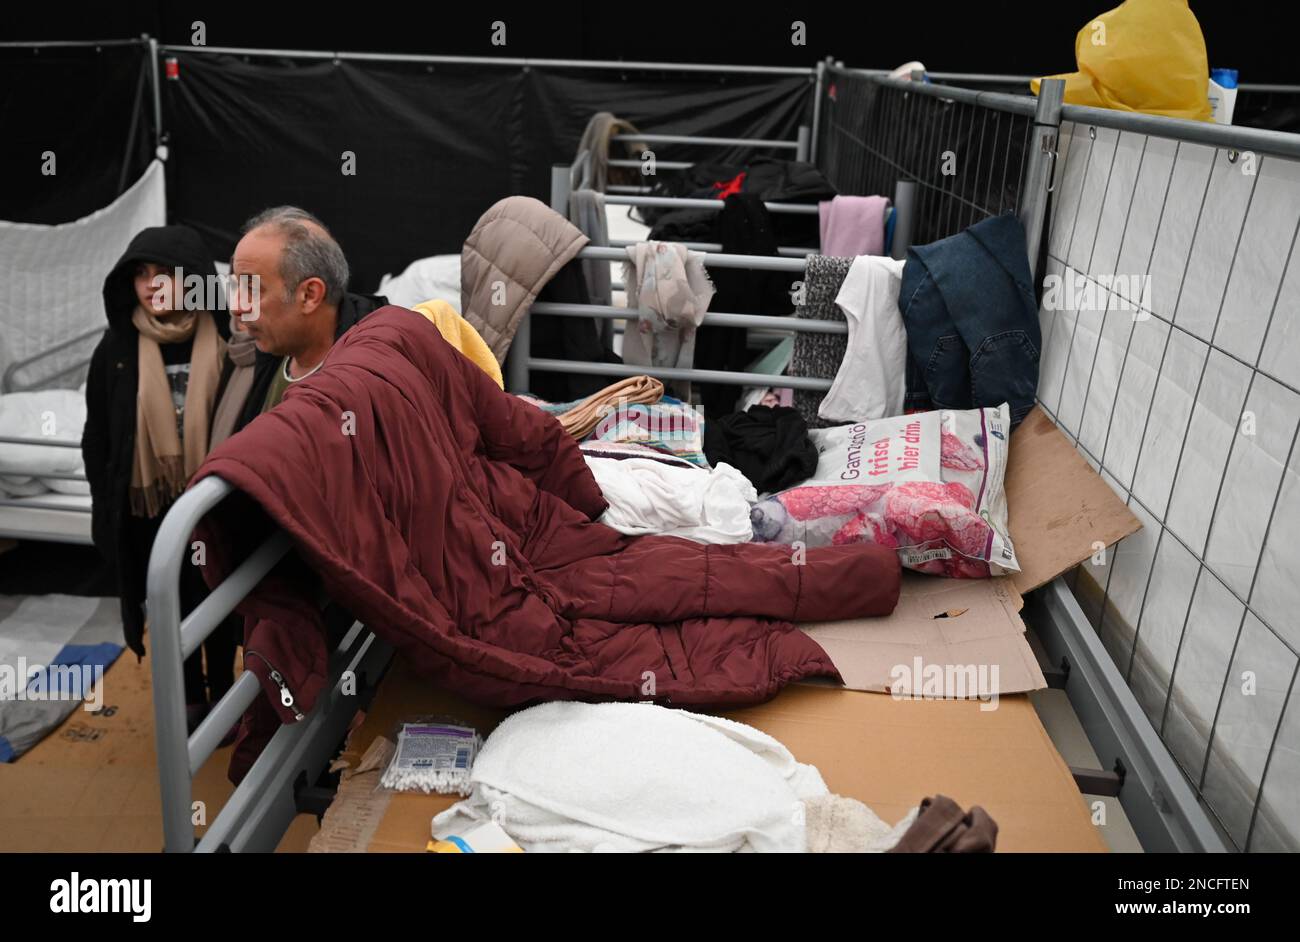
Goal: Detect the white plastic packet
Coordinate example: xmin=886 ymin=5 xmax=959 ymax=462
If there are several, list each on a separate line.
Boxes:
xmin=750 ymin=404 xmax=1019 ymax=578
xmin=379 ymin=719 xmax=482 ymax=796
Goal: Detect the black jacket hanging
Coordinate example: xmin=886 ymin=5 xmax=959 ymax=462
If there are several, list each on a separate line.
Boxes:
xmin=82 ymin=225 xmax=230 ymax=656
xmin=525 ymin=257 xmax=620 ymax=402
xmin=695 ymin=194 xmax=795 ymax=418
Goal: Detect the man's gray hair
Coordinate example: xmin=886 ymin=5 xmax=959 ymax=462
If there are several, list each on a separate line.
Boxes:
xmin=242 ymin=206 xmax=349 ymax=306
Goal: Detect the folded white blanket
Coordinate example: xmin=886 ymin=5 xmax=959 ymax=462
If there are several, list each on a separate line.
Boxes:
xmin=584 ymin=456 xmax=755 ymax=543
xmin=0 ymin=389 xmax=89 ymax=496
xmin=433 ymin=701 xmax=831 ymax=852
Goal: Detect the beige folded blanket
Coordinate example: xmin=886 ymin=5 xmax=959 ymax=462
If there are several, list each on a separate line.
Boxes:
xmin=556 ymin=375 xmax=664 ymax=439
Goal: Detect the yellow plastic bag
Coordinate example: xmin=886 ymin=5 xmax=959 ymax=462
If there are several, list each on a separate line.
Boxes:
xmin=1031 ymin=0 xmax=1212 ymax=121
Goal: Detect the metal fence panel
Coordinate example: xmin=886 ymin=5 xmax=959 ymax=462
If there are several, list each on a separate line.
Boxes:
xmin=817 ymin=65 xmax=1300 ymax=852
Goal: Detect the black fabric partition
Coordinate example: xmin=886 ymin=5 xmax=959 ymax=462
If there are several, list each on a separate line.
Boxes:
xmin=1 ymin=43 xmax=155 ymax=223
xmin=523 ymin=68 xmax=813 ymax=171
xmin=162 ymin=51 xmax=812 ymax=291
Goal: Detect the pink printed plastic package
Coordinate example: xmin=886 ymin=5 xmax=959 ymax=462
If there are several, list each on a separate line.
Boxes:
xmin=750 ymin=404 xmax=1021 ymax=578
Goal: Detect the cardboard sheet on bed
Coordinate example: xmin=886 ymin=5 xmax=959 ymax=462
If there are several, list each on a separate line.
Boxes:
xmin=798 ymin=406 xmax=1141 ymax=697
xmin=309 ymin=656 xmax=1107 ymax=853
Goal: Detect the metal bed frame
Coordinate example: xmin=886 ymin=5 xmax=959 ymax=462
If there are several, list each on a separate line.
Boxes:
xmin=601 ymin=127 xmax=813 ymax=195
xmin=135 ymin=62 xmax=1300 ymax=853
xmin=146 ymin=476 xmax=393 ymax=852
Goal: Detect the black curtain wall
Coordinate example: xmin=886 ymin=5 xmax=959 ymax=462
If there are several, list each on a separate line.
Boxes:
xmin=162 ymin=52 xmax=812 ymax=291
xmin=1 ymin=42 xmax=156 ymax=223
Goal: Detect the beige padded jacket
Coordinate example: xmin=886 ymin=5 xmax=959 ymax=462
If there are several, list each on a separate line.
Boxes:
xmin=460 ymin=196 xmax=589 ymax=363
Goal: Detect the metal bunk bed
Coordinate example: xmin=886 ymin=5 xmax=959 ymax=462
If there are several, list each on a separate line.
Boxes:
xmin=142 ymin=67 xmax=1300 ymax=854
xmin=0 ymin=331 xmax=99 ymax=545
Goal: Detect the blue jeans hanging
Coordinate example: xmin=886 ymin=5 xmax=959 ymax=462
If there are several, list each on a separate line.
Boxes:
xmin=899 ymin=213 xmax=1041 ymax=426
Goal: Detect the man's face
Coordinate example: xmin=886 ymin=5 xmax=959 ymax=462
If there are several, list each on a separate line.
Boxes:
xmin=230 ymin=229 xmax=296 ymax=356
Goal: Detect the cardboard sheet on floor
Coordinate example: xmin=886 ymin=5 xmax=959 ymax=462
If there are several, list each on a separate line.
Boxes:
xmin=310 ymin=656 xmax=1107 ymax=853
xmin=800 ymin=574 xmax=1042 ymax=695
xmin=0 ymin=653 xmax=252 ymax=852
xmin=796 ymin=405 xmax=1141 ymax=698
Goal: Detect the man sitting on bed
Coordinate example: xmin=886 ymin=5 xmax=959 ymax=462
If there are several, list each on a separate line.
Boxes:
xmin=210 ymin=206 xmax=387 ymax=436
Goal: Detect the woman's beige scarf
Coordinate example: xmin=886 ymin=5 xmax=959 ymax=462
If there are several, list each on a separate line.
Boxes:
xmin=208 ymin=315 xmax=259 ymax=449
xmin=130 ymin=305 xmax=225 ymax=517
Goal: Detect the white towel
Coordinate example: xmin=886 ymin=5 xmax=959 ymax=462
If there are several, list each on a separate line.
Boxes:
xmin=433 ymin=701 xmax=832 ymax=853
xmin=584 ymin=456 xmax=755 ymax=543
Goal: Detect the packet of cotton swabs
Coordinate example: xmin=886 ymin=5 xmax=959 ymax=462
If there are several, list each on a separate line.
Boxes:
xmin=379 ymin=719 xmax=482 ymax=796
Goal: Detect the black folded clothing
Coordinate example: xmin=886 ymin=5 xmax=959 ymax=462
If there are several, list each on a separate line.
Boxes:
xmin=703 ymin=404 xmax=819 ymax=494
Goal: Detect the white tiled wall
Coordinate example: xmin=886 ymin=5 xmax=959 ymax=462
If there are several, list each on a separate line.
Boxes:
xmin=1164 ymin=351 xmax=1253 ymax=553
xmin=1145 ymin=143 xmax=1214 ymax=323
xmin=1201 ymin=614 xmax=1296 ymax=848
xmin=1068 ymin=126 xmax=1120 ymax=274
xmin=1204 ymin=377 xmax=1299 ymax=601
xmin=1217 ymin=157 xmax=1300 ymax=364
xmin=1172 ymin=152 xmax=1257 ymax=342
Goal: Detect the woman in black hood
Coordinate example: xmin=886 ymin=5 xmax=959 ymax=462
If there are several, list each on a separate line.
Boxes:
xmin=82 ymin=224 xmax=239 ymax=732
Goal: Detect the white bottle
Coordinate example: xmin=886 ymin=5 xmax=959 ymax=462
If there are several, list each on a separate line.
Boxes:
xmin=1208 ymin=68 xmax=1239 ymax=125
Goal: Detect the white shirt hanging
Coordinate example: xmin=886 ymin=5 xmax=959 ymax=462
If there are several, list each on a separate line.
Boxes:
xmin=818 ymin=254 xmax=908 ymax=423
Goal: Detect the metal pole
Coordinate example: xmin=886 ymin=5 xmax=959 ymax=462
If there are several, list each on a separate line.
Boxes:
xmin=527 ymin=358 xmax=834 ymax=391
xmin=602 ymin=194 xmax=818 ymax=214
xmin=796 ymin=125 xmax=811 ymax=163
xmin=864 ymin=72 xmax=1039 ymax=117
xmin=156 ymin=45 xmax=813 ymax=76
xmin=1019 ymin=78 xmax=1065 ymax=283
xmin=607 ymin=237 xmax=816 ymax=258
xmin=890 ymin=180 xmax=917 ymax=260
xmin=0 ymin=38 xmax=147 ymax=49
xmin=810 ymin=59 xmax=828 ymax=166
xmin=611 ymin=133 xmax=799 ymax=150
xmin=1059 ymin=101 xmax=1300 ymax=160
xmin=147 ymin=35 xmax=162 ymax=151
xmin=147 ymin=474 xmax=235 ymax=850
xmin=577 ymin=244 xmax=807 ymax=272
xmin=530 ymin=302 xmax=847 ymax=334
xmin=506 ymin=164 xmax=569 ymax=393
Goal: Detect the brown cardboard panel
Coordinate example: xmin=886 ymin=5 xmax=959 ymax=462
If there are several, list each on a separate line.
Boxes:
xmin=1005 ymin=407 xmax=1142 ymax=594
xmin=0 ymin=647 xmax=241 ymax=852
xmin=316 ymin=657 xmax=1105 ymax=853
xmin=316 ymin=658 xmax=513 ymax=853
xmin=800 ymin=574 xmax=1045 ymax=697
xmin=723 ymin=686 xmax=1106 ymax=853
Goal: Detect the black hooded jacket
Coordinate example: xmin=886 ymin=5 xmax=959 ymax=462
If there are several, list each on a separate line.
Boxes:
xmin=82 ymin=225 xmax=230 ymax=656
